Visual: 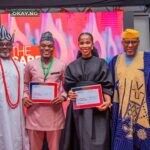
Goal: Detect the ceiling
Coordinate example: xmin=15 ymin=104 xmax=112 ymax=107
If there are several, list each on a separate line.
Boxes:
xmin=0 ymin=0 xmax=150 ymax=8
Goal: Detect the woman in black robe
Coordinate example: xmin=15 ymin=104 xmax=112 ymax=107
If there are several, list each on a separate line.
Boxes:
xmin=60 ymin=32 xmax=113 ymax=150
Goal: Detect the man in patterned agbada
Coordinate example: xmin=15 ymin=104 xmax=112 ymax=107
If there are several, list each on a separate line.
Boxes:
xmin=109 ymin=29 xmax=150 ymax=150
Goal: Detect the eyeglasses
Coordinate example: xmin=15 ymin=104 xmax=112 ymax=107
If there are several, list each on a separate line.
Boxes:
xmin=123 ymin=40 xmax=139 ymax=46
xmin=0 ymin=42 xmax=13 ymax=48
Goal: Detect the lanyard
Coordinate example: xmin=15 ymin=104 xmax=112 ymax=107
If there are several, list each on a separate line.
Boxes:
xmin=41 ymin=57 xmax=54 ymax=81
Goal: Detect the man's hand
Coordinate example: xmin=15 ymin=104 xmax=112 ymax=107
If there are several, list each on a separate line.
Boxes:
xmin=52 ymin=96 xmax=66 ymax=104
xmin=23 ymin=97 xmax=32 ymax=108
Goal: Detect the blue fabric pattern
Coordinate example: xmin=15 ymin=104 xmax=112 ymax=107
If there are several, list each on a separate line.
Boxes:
xmin=109 ymin=52 xmax=150 ymax=150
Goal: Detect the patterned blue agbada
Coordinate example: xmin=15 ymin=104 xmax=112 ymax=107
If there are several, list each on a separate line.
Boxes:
xmin=109 ymin=52 xmax=150 ymax=150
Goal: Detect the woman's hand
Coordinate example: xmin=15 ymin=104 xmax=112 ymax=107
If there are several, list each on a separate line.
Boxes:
xmin=23 ymin=97 xmax=33 ymax=108
xmin=67 ymin=90 xmax=77 ymax=101
xmin=96 ymin=93 xmax=112 ymax=111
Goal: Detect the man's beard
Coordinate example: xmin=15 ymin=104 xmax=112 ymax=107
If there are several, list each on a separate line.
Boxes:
xmin=0 ymin=52 xmax=11 ymax=59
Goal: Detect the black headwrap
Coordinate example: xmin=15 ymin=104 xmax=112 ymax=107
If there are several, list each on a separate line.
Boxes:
xmin=0 ymin=26 xmax=13 ymax=42
xmin=76 ymin=46 xmax=99 ymax=59
xmin=40 ymin=31 xmax=54 ymax=43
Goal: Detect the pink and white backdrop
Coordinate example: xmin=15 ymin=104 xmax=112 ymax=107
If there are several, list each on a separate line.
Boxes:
xmin=0 ymin=11 xmax=123 ymax=65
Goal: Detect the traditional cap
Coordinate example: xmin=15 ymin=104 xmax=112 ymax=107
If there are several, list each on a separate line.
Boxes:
xmin=122 ymin=29 xmax=139 ymax=39
xmin=0 ymin=26 xmax=13 ymax=42
xmin=40 ymin=31 xmax=54 ymax=42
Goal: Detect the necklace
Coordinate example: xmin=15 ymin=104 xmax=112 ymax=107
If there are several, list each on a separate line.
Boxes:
xmin=0 ymin=58 xmax=20 ymax=109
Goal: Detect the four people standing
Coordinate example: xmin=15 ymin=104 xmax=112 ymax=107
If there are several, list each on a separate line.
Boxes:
xmin=1 ymin=25 xmax=149 ymax=150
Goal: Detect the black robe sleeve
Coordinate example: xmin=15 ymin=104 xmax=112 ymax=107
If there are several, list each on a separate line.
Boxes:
xmin=97 ymin=58 xmax=114 ymax=97
xmin=63 ymin=65 xmax=77 ymax=92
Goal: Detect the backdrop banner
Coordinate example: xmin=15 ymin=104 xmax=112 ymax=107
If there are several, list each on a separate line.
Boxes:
xmin=0 ymin=11 xmax=123 ymax=65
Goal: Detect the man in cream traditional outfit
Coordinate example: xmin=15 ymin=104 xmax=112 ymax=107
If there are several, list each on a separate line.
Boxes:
xmin=109 ymin=29 xmax=150 ymax=150
xmin=0 ymin=26 xmax=29 ymax=150
xmin=23 ymin=31 xmax=66 ymax=150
